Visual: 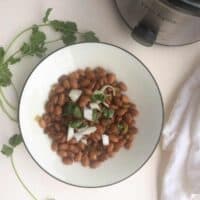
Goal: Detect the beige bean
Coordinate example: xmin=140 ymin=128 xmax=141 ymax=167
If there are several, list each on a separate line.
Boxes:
xmin=99 ymin=154 xmax=108 ymax=161
xmin=80 ymin=79 xmax=90 ymax=87
xmin=58 ymin=93 xmax=65 ymax=106
xmin=121 ymin=95 xmax=129 ymax=104
xmin=90 ymin=160 xmax=101 ymax=169
xmin=67 ymin=152 xmax=75 ymax=159
xmin=107 ymin=73 xmax=116 ymax=84
xmin=124 ymin=141 xmax=132 ymax=149
xmin=109 ymin=135 xmax=119 ymax=143
xmin=116 ymin=108 xmax=127 ymax=116
xmin=118 ymin=82 xmax=127 ymax=91
xmin=74 ymin=152 xmax=82 ymax=162
xmin=68 ymin=145 xmax=79 ymax=153
xmin=58 ymin=143 xmax=68 ymax=150
xmin=89 ymin=151 xmax=97 ymax=161
xmin=69 ymin=79 xmax=78 ymax=89
xmin=55 ymin=85 xmax=65 ymax=93
xmin=63 ymin=157 xmax=73 ymax=165
xmin=51 ymin=142 xmax=58 ymax=151
xmin=57 ymin=150 xmax=68 ymax=158
xmin=54 ymin=105 xmax=62 ymax=116
xmin=81 ymin=155 xmax=90 ymax=167
xmin=79 ymin=95 xmax=90 ymax=107
xmin=62 ymin=79 xmax=70 ymax=89
xmin=107 ymin=143 xmax=114 ymax=153
xmin=84 ymin=88 xmax=92 ymax=96
xmin=39 ymin=118 xmax=46 ymax=128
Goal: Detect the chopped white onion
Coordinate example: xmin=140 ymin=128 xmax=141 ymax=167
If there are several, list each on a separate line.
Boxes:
xmin=84 ymin=108 xmax=93 ymax=121
xmin=102 ymin=134 xmax=109 ymax=146
xmin=77 ymin=126 xmax=97 ymax=135
xmin=67 ymin=127 xmax=74 ymax=141
xmin=103 ymin=102 xmax=109 ymax=108
xmin=74 ymin=126 xmax=97 ymax=141
xmin=90 ymin=103 xmax=101 ymax=111
xmin=69 ymin=89 xmax=82 ymax=102
xmin=81 ymin=139 xmax=87 ymax=145
xmin=74 ymin=133 xmax=83 ymax=141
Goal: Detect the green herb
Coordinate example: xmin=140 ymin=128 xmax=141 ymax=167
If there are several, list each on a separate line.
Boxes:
xmin=0 ymin=63 xmax=12 ymax=87
xmin=62 ymin=33 xmax=77 ymax=45
xmin=81 ymin=31 xmax=99 ymax=42
xmin=117 ymin=123 xmax=128 ymax=133
xmin=117 ymin=124 xmax=124 ymax=131
xmin=92 ymin=110 xmax=101 ymax=122
xmin=50 ymin=20 xmax=78 ymax=45
xmin=1 ymin=144 xmax=13 ymax=157
xmin=103 ymin=108 xmax=114 ymax=119
xmin=91 ymin=91 xmax=106 ymax=103
xmin=50 ymin=20 xmax=77 ymax=33
xmin=0 ymin=47 xmax=5 ymax=64
xmin=68 ymin=120 xmax=83 ymax=128
xmin=63 ymin=102 xmax=75 ymax=115
xmin=20 ymin=26 xmax=47 ymax=57
xmin=9 ymin=134 xmax=23 ymax=147
xmin=43 ymin=8 xmax=53 ymax=23
xmin=1 ymin=134 xmax=22 ymax=157
xmin=7 ymin=56 xmax=21 ymax=65
xmin=0 ymin=8 xmax=99 ymax=122
xmin=73 ymin=105 xmax=82 ymax=118
xmin=63 ymin=102 xmax=82 ymax=118
xmin=1 ymin=134 xmax=39 ymax=200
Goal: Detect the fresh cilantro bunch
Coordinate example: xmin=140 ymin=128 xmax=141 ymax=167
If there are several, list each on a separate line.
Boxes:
xmin=0 ymin=8 xmax=100 ymax=200
xmin=0 ymin=8 xmax=99 ymax=121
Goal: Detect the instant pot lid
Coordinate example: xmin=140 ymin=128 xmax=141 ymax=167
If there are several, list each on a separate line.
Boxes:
xmin=165 ymin=0 xmax=200 ymax=16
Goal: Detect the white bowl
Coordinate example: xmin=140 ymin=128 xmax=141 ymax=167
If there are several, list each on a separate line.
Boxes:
xmin=19 ymin=43 xmax=164 ymax=187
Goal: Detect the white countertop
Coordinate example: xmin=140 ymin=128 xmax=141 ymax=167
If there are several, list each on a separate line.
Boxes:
xmin=0 ymin=0 xmax=200 ymax=199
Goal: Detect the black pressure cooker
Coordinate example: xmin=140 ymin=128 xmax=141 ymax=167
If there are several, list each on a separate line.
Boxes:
xmin=115 ymin=0 xmax=200 ymax=46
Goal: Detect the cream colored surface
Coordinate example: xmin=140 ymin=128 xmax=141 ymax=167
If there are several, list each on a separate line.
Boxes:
xmin=0 ymin=0 xmax=199 ymax=199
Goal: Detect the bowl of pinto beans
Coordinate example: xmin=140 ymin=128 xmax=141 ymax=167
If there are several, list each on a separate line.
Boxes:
xmin=19 ymin=42 xmax=164 ymax=187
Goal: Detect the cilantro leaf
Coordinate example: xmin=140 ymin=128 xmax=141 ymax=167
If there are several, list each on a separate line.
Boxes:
xmin=117 ymin=123 xmax=128 ymax=133
xmin=68 ymin=120 xmax=83 ymax=128
xmin=9 ymin=134 xmax=23 ymax=147
xmin=43 ymin=8 xmax=53 ymax=23
xmin=62 ymin=33 xmax=76 ymax=45
xmin=63 ymin=102 xmax=76 ymax=115
xmin=20 ymin=43 xmax=30 ymax=55
xmin=91 ymin=91 xmax=106 ymax=103
xmin=63 ymin=102 xmax=82 ymax=118
xmin=0 ymin=47 xmax=5 ymax=64
xmin=7 ymin=56 xmax=21 ymax=65
xmin=103 ymin=108 xmax=114 ymax=119
xmin=20 ymin=27 xmax=47 ymax=58
xmin=30 ymin=27 xmax=46 ymax=44
xmin=73 ymin=105 xmax=82 ymax=118
xmin=0 ymin=63 xmax=12 ymax=87
xmin=92 ymin=110 xmax=101 ymax=122
xmin=50 ymin=20 xmax=77 ymax=34
xmin=82 ymin=31 xmax=99 ymax=42
xmin=1 ymin=144 xmax=13 ymax=157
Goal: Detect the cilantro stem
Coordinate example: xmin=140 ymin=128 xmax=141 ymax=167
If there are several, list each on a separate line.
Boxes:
xmin=11 ymin=80 xmax=19 ymax=99
xmin=45 ymin=38 xmax=62 ymax=44
xmin=4 ymin=23 xmax=50 ymax=58
xmin=0 ymin=87 xmax=16 ymax=110
xmin=4 ymin=49 xmax=21 ymax=64
xmin=0 ymin=98 xmax=17 ymax=122
xmin=10 ymin=154 xmax=39 ymax=200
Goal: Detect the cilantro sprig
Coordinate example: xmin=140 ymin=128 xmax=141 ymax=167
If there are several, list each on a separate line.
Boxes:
xmin=0 ymin=8 xmax=99 ymax=122
xmin=0 ymin=8 xmax=100 ymax=200
xmin=1 ymin=134 xmax=41 ymax=200
xmin=1 ymin=134 xmax=22 ymax=157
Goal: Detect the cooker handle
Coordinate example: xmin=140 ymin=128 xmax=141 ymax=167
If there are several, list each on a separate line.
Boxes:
xmin=131 ymin=23 xmax=157 ymax=47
